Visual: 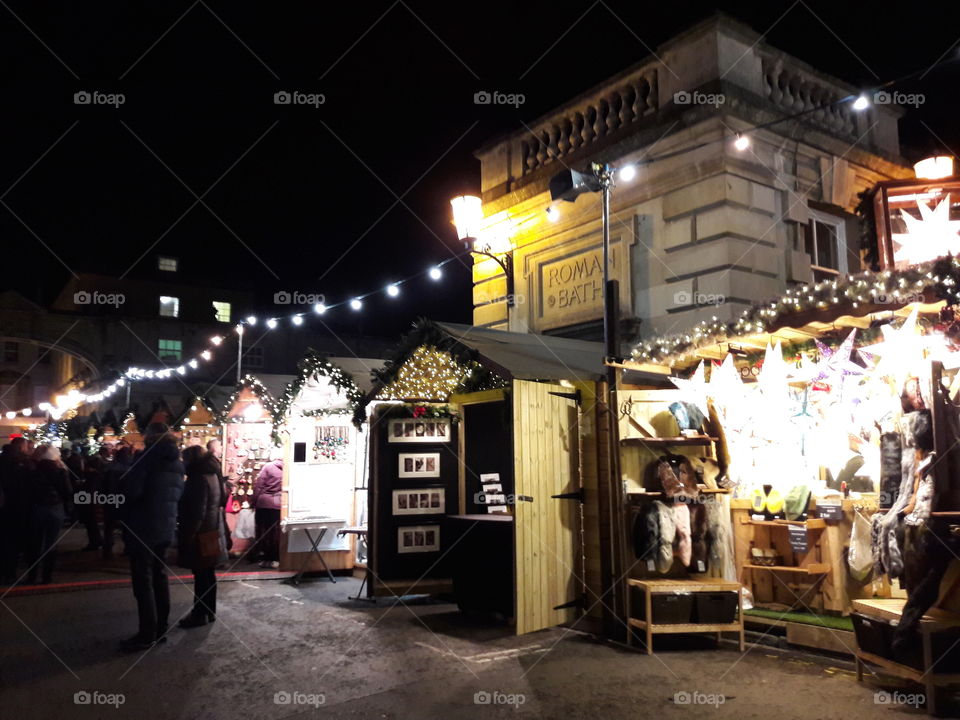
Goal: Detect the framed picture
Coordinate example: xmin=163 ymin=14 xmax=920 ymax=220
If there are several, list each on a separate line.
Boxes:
xmin=398 ymin=452 xmax=440 ymax=478
xmin=387 ymin=418 xmax=451 ymax=443
xmin=392 ymin=488 xmax=445 ymax=515
xmin=397 ymin=524 xmax=440 ymax=553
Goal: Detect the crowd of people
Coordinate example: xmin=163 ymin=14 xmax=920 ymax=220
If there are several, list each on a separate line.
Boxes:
xmin=0 ymin=422 xmax=284 ymax=653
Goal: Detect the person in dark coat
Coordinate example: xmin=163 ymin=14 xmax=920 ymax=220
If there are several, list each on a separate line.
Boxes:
xmin=102 ymin=445 xmax=133 ymax=559
xmin=26 ymin=445 xmax=73 ymax=585
xmin=0 ymin=438 xmax=34 ymax=584
xmin=177 ymin=447 xmax=226 ymax=627
xmin=118 ymin=424 xmax=185 ymax=652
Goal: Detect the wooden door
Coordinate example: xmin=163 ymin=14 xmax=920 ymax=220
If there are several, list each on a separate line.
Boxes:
xmin=513 ymin=380 xmax=580 ymax=634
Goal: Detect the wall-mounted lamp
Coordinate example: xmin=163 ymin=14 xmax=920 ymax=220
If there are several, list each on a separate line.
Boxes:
xmin=450 ymin=194 xmax=515 ymax=307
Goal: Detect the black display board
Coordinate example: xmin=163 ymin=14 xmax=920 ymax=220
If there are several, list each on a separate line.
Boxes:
xmin=370 ymin=406 xmax=460 ymax=582
xmin=462 ymin=400 xmax=514 ymax=515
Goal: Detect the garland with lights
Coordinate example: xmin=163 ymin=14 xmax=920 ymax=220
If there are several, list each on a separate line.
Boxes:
xmin=223 ymin=375 xmax=280 ymax=427
xmin=174 ymin=394 xmax=223 ymax=429
xmin=352 ymin=319 xmax=508 ymax=425
xmin=632 ymin=257 xmax=960 ymax=367
xmin=272 ymin=351 xmax=364 ymax=441
xmin=375 ymin=403 xmax=461 ymax=422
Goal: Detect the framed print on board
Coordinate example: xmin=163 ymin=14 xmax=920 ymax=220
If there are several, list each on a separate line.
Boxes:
xmin=388 ymin=418 xmax=451 ymax=443
xmin=397 ymin=524 xmax=440 ymax=552
xmin=398 ymin=453 xmax=440 ymax=478
xmin=392 ymin=488 xmax=444 ymax=515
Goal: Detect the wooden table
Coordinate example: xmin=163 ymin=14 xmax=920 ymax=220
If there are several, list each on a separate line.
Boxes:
xmin=852 ymin=598 xmax=960 ymax=716
xmin=627 ymin=577 xmax=744 ymax=655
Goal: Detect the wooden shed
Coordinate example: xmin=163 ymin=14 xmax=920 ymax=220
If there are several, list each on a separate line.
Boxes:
xmin=357 ymin=320 xmax=611 ymax=635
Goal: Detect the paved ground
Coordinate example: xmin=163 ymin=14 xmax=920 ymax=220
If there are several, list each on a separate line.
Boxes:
xmin=2 ymin=558 xmax=953 ymax=720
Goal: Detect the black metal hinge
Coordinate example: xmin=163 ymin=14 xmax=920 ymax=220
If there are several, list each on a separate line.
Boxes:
xmin=549 ymin=389 xmax=582 ymax=406
xmin=553 ymin=594 xmax=587 ymax=611
xmin=551 ymin=489 xmax=585 ymax=503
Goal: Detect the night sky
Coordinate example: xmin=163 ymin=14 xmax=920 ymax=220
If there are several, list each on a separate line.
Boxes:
xmin=2 ymin=1 xmax=958 ymax=338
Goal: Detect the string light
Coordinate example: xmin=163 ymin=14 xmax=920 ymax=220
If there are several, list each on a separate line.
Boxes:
xmin=350 ymin=298 xmax=363 ymax=310
xmin=429 ymin=266 xmax=443 ymax=280
xmin=267 ymin=318 xmax=278 ymax=329
xmin=386 ymin=283 xmax=400 ymax=297
xmin=292 ymin=315 xmax=304 ymax=326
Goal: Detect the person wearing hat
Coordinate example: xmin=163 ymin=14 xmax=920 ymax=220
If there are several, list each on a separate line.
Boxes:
xmin=118 ymin=423 xmax=185 ymax=652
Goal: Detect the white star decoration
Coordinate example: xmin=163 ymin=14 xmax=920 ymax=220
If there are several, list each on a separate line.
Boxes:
xmin=670 ymin=361 xmax=710 ymax=417
xmin=859 ymin=307 xmax=924 ymax=391
xmin=892 ymin=196 xmax=960 ymax=266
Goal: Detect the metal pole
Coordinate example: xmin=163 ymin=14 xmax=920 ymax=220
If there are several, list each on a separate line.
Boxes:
xmin=236 ymin=327 xmax=243 ymax=385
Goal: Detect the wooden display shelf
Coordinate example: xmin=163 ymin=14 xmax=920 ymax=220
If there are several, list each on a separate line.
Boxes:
xmin=742 ymin=518 xmax=826 ymax=529
xmin=627 ymin=577 xmax=740 ymax=592
xmin=620 ymin=436 xmax=718 ymax=446
xmin=743 ymin=563 xmax=830 ymax=574
xmin=628 ymin=618 xmax=743 ymax=634
xmin=626 ymin=577 xmax=745 ymax=655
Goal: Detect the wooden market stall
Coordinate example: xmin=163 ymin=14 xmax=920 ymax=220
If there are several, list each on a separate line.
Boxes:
xmin=221 ymin=374 xmax=291 ymax=558
xmin=356 ymin=320 xmax=612 ymax=635
xmin=618 ymin=257 xmax=960 ymax=688
xmin=273 ymin=352 xmax=384 ymax=576
xmin=174 ymin=394 xmax=223 ymax=449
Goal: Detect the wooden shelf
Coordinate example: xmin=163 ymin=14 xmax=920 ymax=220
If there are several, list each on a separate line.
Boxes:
xmin=628 ymin=618 xmax=742 ymax=634
xmin=628 ymin=577 xmax=741 ymax=592
xmin=620 ymin=436 xmax=718 ymax=446
xmin=857 ymin=650 xmax=960 ymax=684
xmin=743 ymin=563 xmax=830 ymax=574
xmin=743 ymin=518 xmax=826 ymax=529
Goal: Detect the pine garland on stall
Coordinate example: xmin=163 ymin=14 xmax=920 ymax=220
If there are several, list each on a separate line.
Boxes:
xmin=272 ymin=351 xmax=365 ymax=442
xmin=632 ymin=258 xmax=960 ymax=367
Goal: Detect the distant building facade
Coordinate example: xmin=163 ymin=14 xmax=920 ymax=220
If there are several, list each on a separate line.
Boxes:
xmin=471 ymin=15 xmax=913 ymax=343
xmin=0 ymin=253 xmax=388 ymax=433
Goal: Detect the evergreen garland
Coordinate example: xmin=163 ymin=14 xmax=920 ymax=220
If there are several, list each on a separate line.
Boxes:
xmin=632 ymin=258 xmax=960 ymax=367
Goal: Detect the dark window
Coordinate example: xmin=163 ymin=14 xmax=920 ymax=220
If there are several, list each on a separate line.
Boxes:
xmin=245 ymin=346 xmax=264 ymax=369
xmin=3 ymin=342 xmax=18 ymax=363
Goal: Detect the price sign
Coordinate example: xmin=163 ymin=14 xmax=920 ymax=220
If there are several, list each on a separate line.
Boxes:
xmin=788 ymin=525 xmax=809 ymax=554
xmin=817 ymin=503 xmax=843 ymax=522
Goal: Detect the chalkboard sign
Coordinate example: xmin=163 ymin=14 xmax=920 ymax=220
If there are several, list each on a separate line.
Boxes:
xmin=817 ymin=503 xmax=843 ymax=522
xmin=788 ymin=525 xmax=809 ymax=554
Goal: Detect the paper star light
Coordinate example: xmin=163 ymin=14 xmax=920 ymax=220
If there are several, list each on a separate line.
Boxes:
xmin=812 ymin=329 xmax=864 ymax=383
xmin=860 ymin=307 xmax=923 ymax=390
xmin=670 ymin=361 xmax=709 ymax=416
xmin=758 ymin=341 xmax=789 ymax=399
xmin=892 ymin=196 xmax=960 ymax=266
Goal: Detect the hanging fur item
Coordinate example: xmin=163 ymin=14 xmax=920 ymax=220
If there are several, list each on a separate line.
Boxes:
xmin=879 ymin=432 xmax=902 ymax=509
xmin=688 ymin=501 xmax=709 ymax=573
xmin=653 ymin=501 xmax=676 ymax=573
xmin=632 ymin=502 xmax=660 ymax=562
xmin=672 ymin=503 xmax=692 ymax=567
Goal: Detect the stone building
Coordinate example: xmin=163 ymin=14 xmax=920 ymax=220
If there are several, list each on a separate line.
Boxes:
xmin=470 ymin=14 xmax=913 ymax=344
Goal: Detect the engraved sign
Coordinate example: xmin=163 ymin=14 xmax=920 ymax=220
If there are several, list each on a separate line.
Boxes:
xmin=536 ymin=242 xmax=626 ymax=330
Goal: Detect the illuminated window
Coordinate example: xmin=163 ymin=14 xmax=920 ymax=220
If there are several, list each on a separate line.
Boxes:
xmin=803 ymin=209 xmax=847 ymax=280
xmin=158 ymin=339 xmax=182 ymax=361
xmin=158 ymin=256 xmax=178 ymax=272
xmin=212 ymin=301 xmax=231 ymax=323
xmin=159 ymin=296 xmax=180 ymax=318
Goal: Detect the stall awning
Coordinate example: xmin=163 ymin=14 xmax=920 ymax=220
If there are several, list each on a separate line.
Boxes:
xmin=433 ymin=322 xmax=607 ymax=383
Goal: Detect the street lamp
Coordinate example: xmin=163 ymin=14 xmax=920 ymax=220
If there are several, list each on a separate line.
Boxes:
xmin=450 ymin=194 xmax=515 ymax=307
xmin=549 ymin=161 xmax=625 ymax=639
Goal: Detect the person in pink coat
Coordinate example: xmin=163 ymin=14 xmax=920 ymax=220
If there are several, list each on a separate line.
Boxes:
xmin=252 ymin=457 xmax=282 ymax=568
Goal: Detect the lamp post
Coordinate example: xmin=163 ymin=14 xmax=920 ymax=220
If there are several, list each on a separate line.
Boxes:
xmin=450 ymin=195 xmax=515 ymax=312
xmin=549 ymin=161 xmax=626 ymax=639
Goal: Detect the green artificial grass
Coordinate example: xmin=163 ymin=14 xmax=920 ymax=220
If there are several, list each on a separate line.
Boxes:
xmin=745 ymin=608 xmax=854 ymax=632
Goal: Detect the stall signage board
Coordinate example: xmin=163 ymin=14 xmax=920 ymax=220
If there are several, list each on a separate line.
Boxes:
xmin=788 ymin=525 xmax=809 ymax=554
xmin=817 ymin=502 xmax=843 ymax=522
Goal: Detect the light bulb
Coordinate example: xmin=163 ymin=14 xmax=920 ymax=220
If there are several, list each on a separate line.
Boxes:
xmin=211 ymin=336 xmax=222 ymax=345
xmin=852 ymin=95 xmax=869 ymax=111
xmin=618 ymin=164 xmax=636 ymax=182
xmin=267 ymin=318 xmax=278 ymax=329
xmin=429 ymin=266 xmax=442 ymax=280
xmin=22 ymin=408 xmax=31 ymax=416
xmin=733 ymin=134 xmax=750 ymax=151
xmin=246 ymin=315 xmax=257 ymax=325
xmin=546 ymin=206 xmax=560 ymax=222
xmin=350 ymin=298 xmax=362 ymax=311
xmin=292 ymin=315 xmax=304 ymax=326
xmin=5 ymin=411 xmax=16 ymax=419
xmin=386 ymin=284 xmax=400 ymax=297
xmin=314 ymin=302 xmax=327 ymax=314
xmin=201 ymin=351 xmax=211 ymax=361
